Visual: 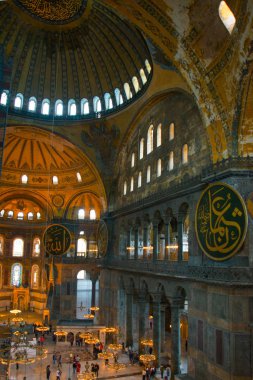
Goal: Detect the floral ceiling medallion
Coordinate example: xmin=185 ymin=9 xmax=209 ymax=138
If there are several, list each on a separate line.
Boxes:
xmin=13 ymin=0 xmax=88 ymax=24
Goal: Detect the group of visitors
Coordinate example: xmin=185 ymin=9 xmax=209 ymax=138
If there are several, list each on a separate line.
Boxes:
xmin=141 ymin=364 xmax=171 ymax=380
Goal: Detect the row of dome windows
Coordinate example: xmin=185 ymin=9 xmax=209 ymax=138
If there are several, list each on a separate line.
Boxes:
xmin=0 ymin=61 xmax=151 ymax=116
xmin=0 ymin=236 xmax=96 ymax=257
xmin=20 ymin=172 xmax=83 ymax=185
xmin=131 ymin=122 xmax=175 ymax=166
xmin=0 ymin=208 xmax=97 ymax=220
xmin=123 ymin=144 xmax=188 ymax=195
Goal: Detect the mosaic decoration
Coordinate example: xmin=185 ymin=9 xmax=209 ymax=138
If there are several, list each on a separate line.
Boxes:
xmin=195 ymin=182 xmax=247 ymax=261
xmin=14 ymin=0 xmax=88 ymax=24
xmin=43 ymin=224 xmax=71 ymax=256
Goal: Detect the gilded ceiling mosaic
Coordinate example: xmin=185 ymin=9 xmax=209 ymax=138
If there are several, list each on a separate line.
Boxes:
xmin=14 ymin=0 xmax=88 ymax=24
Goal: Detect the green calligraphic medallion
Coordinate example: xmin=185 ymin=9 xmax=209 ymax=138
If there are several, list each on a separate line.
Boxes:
xmin=43 ymin=224 xmax=71 ymax=256
xmin=195 ymin=182 xmax=248 ymax=261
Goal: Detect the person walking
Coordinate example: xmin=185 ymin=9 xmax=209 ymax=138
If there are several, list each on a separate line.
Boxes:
xmin=46 ymin=365 xmax=51 ymax=380
xmin=56 ymin=368 xmax=61 ymax=380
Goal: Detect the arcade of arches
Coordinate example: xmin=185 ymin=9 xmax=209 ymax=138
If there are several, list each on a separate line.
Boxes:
xmin=0 ymin=1 xmax=253 ymax=380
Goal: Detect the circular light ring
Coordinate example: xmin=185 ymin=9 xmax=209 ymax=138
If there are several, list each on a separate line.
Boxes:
xmin=139 ymin=354 xmax=156 ymax=363
xmin=12 ymin=317 xmax=24 ymax=322
xmin=89 ymin=306 xmax=100 ymax=312
xmin=100 ymin=327 xmax=117 ymax=333
xmin=36 ymin=326 xmax=49 ymax=332
xmin=97 ymin=352 xmax=114 ymax=360
xmin=83 ymin=314 xmax=95 ymax=319
xmin=79 ymin=332 xmax=93 ymax=339
xmin=54 ymin=331 xmax=68 ymax=336
xmin=107 ymin=344 xmax=122 ymax=351
xmin=140 ymin=339 xmax=153 ymax=347
xmin=85 ymin=337 xmax=100 ymax=345
xmin=10 ymin=309 xmax=22 ymax=314
xmin=107 ymin=363 xmax=126 ymax=371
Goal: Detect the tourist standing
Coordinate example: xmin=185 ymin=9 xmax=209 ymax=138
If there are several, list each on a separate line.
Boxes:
xmin=46 ymin=365 xmax=51 ymax=380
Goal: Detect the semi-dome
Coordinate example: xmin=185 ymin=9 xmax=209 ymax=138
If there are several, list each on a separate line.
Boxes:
xmin=0 ymin=0 xmax=152 ymax=119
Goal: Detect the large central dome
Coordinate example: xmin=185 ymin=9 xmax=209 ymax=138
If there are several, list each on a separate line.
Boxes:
xmin=0 ymin=1 xmax=152 ymax=120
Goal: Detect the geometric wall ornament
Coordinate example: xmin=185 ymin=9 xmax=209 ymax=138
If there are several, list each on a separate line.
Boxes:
xmin=195 ymin=182 xmax=248 ymax=261
xmin=43 ymin=224 xmax=71 ymax=256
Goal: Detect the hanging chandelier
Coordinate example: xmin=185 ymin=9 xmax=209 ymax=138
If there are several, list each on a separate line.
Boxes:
xmin=12 ymin=317 xmax=24 ymax=323
xmin=36 ymin=326 xmax=50 ymax=333
xmin=107 ymin=362 xmax=126 ymax=371
xmin=79 ymin=332 xmax=93 ymax=340
xmin=9 ymin=309 xmax=21 ymax=315
xmin=54 ymin=331 xmax=68 ymax=336
xmin=139 ymin=354 xmax=156 ymax=364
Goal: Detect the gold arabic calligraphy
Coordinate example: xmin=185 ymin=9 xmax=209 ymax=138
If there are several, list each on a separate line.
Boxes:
xmin=17 ymin=0 xmax=84 ymax=22
xmin=43 ymin=225 xmax=71 ymax=256
xmin=196 ymin=184 xmax=247 ymax=260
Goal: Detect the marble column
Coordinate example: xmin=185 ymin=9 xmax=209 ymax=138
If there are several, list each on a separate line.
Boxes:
xmin=164 ymin=219 xmax=171 ymax=260
xmin=143 ymin=223 xmax=148 ymax=259
xmin=152 ymin=297 xmax=161 ymax=366
xmin=138 ymin=296 xmax=147 ymax=353
xmin=126 ymin=291 xmax=133 ymax=347
xmin=160 ymin=305 xmax=166 ymax=352
xmin=127 ymin=228 xmax=131 ymax=259
xmin=177 ymin=216 xmax=184 ymax=262
xmin=171 ymin=300 xmax=181 ymax=378
xmin=134 ymin=225 xmax=139 ymax=260
xmin=91 ymin=278 xmax=96 ymax=307
xmin=152 ymin=223 xmax=159 ymax=261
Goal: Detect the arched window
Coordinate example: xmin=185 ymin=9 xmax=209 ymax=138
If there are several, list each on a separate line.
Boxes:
xmin=138 ymin=171 xmax=142 ymax=188
xmin=90 ymin=209 xmax=96 ymax=220
xmin=131 ymin=153 xmax=135 ymax=168
xmin=77 ymin=238 xmax=87 ymax=257
xmin=28 ymin=97 xmax=37 ymax=112
xmin=114 ymin=88 xmax=123 ymax=105
xmin=13 ymin=238 xmax=24 ymax=257
xmin=14 ymin=93 xmax=23 ymax=109
xmin=81 ymin=98 xmax=89 ymax=115
xmin=157 ymin=123 xmax=162 ymax=147
xmin=132 ymin=76 xmax=140 ymax=93
xmin=124 ymin=83 xmax=132 ymax=100
xmin=140 ymin=69 xmax=147 ymax=85
xmin=147 ymin=124 xmax=154 ymax=154
xmin=0 ymin=235 xmax=4 ymax=255
xmin=157 ymin=159 xmax=162 ymax=177
xmin=145 ymin=59 xmax=152 ymax=74
xmin=93 ymin=96 xmax=102 ymax=113
xmin=0 ymin=90 xmax=8 ymax=106
xmin=76 ymin=172 xmax=82 ymax=182
xmin=104 ymin=93 xmax=113 ymax=110
xmin=17 ymin=212 xmax=24 ymax=220
xmin=8 ymin=210 xmax=13 ymax=218
xmin=0 ymin=210 xmax=4 ymax=218
xmin=130 ymin=177 xmax=134 ymax=192
xmin=123 ymin=181 xmax=127 ymax=195
xmin=78 ymin=208 xmax=85 ymax=220
xmin=169 ymin=123 xmax=174 ymax=140
xmin=68 ymin=99 xmax=77 ymax=116
xmin=41 ymin=99 xmax=50 ymax=115
xmin=21 ymin=174 xmax=28 ymax=184
xmin=37 ymin=212 xmax=41 ymax=219
xmin=55 ymin=100 xmax=63 ymax=116
xmin=28 ymin=212 xmax=33 ymax=220
xmin=33 ymin=237 xmax=40 ymax=256
xmin=76 ymin=270 xmax=97 ymax=319
xmin=31 ymin=265 xmax=39 ymax=288
xmin=182 ymin=144 xmax=189 ymax=164
xmin=169 ymin=151 xmax=174 ymax=171
xmin=219 ymin=1 xmax=236 ymax=34
xmin=52 ymin=176 xmax=58 ymax=185
xmin=11 ymin=263 xmax=22 ymax=287
xmin=147 ymin=165 xmax=151 ymax=183
xmin=139 ymin=138 xmax=144 ymax=159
